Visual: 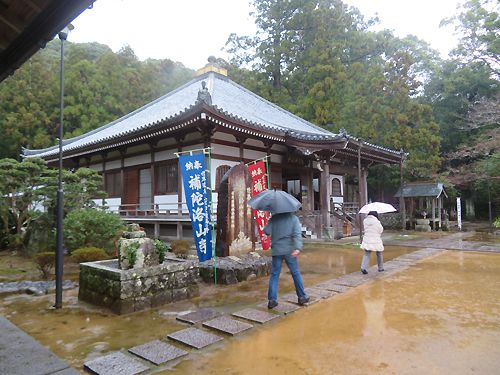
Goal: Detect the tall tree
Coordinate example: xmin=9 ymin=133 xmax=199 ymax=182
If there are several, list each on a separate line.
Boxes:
xmin=226 ymin=0 xmax=442 ymax=179
xmin=442 ymin=0 xmax=500 ymax=79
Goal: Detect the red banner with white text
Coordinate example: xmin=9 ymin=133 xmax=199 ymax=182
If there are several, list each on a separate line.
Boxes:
xmin=248 ymin=161 xmax=271 ymax=251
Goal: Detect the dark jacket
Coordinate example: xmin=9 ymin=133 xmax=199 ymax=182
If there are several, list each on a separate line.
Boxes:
xmin=263 ymin=213 xmax=303 ymax=256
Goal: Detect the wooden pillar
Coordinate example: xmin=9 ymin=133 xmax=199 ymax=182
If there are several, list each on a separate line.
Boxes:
xmin=101 ymin=152 xmax=107 ymax=207
xmin=431 ymin=198 xmax=436 ymax=230
xmin=154 ymin=223 xmax=160 ymax=239
xmin=236 ymin=136 xmax=246 ymax=160
xmin=399 ymin=150 xmax=406 ymax=230
xmin=177 ymin=223 xmax=183 ymax=239
xmin=357 ymin=142 xmax=363 ymax=242
xmin=320 ymin=159 xmax=330 ymax=232
xmin=176 ymin=136 xmax=184 ymax=214
xmin=360 ymin=168 xmax=368 ymax=206
xmin=119 ymin=148 xmax=126 ymax=212
xmin=438 ymin=196 xmax=442 ymax=230
xmin=150 ymin=142 xmax=156 ymax=212
xmin=306 ymin=167 xmax=314 ymax=212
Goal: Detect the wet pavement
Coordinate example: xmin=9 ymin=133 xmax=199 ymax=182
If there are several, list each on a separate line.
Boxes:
xmin=164 ymin=249 xmax=500 ymax=375
xmin=0 ymin=231 xmax=499 ymax=374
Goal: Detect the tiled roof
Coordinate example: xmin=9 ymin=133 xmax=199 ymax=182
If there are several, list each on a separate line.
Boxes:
xmin=23 ymin=71 xmax=399 ymax=159
xmin=394 ymin=183 xmax=448 ymax=198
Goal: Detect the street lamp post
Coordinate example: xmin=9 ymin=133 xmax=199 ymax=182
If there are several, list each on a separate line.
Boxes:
xmin=55 ymin=26 xmax=71 ymax=309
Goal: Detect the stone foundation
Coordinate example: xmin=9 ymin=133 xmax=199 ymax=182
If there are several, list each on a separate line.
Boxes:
xmin=79 ymin=257 xmax=200 ymax=314
xmin=199 ymin=253 xmax=272 ymax=284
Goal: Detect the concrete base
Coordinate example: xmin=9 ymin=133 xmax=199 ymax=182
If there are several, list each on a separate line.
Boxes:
xmin=323 ymin=227 xmax=335 ymax=240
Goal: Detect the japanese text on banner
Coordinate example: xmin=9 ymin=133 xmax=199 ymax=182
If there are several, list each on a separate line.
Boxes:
xmin=179 ymin=154 xmax=212 ymax=262
xmin=248 ymin=161 xmax=271 ymax=250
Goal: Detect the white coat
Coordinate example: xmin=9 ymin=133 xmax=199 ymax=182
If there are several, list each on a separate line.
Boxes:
xmin=360 ymin=215 xmax=384 ymax=252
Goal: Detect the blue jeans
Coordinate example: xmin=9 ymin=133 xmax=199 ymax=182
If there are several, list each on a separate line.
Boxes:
xmin=268 ymin=254 xmax=307 ymax=302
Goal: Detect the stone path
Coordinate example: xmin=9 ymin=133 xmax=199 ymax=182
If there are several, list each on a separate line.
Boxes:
xmin=385 ymin=232 xmax=499 ymax=253
xmin=82 ymin=247 xmax=446 ymax=374
xmin=0 ymin=316 xmax=78 ymax=375
xmin=0 ymin=280 xmax=76 ymax=296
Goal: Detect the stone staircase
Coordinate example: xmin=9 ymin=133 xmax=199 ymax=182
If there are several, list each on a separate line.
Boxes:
xmin=301 ymin=225 xmax=318 ymax=240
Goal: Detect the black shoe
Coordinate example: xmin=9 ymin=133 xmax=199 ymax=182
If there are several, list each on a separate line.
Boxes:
xmin=361 ymin=269 xmax=368 ymax=275
xmin=268 ymin=300 xmax=278 ymax=309
xmin=298 ymin=296 xmax=310 ymax=305
xmin=378 ymin=269 xmax=385 ymax=272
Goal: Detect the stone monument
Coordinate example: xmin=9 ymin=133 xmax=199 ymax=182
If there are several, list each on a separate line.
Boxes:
xmin=215 ymin=163 xmax=256 ymax=257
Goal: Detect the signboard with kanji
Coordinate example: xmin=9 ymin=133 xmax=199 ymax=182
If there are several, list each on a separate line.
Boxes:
xmin=179 ymin=153 xmax=212 ymax=261
xmin=248 ymin=161 xmax=271 ymax=251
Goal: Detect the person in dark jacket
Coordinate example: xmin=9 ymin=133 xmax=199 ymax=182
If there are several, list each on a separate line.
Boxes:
xmin=264 ymin=212 xmax=309 ymax=309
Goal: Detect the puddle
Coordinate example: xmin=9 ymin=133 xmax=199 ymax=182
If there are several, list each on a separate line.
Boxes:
xmin=164 ymin=251 xmax=500 ymax=374
xmin=464 ymin=232 xmax=500 ymax=244
xmin=0 ymin=244 xmax=412 ymax=371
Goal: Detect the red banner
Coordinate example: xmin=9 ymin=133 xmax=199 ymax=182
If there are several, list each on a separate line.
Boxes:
xmin=248 ymin=161 xmax=271 ymax=251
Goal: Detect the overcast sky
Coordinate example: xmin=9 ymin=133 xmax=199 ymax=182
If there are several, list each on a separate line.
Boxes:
xmin=70 ymin=0 xmax=463 ymax=70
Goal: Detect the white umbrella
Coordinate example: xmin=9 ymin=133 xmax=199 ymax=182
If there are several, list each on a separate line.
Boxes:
xmin=359 ymin=202 xmax=397 ymax=214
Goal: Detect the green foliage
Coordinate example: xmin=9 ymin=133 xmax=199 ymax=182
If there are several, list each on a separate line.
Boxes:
xmin=227 ymin=0 xmax=443 ymax=180
xmin=0 ymin=158 xmax=48 ymax=253
xmin=0 ymin=40 xmax=194 ymax=160
xmin=153 ymin=239 xmax=170 ymax=263
xmin=171 ymin=240 xmax=190 ymax=258
xmin=24 ymin=211 xmax=54 ymax=256
xmin=379 ymin=213 xmax=404 ymax=230
xmin=494 ymin=217 xmax=500 ymax=228
xmin=63 ymin=209 xmax=124 ymax=253
xmin=0 ymin=158 xmax=109 ymax=253
xmin=121 ymin=241 xmax=139 ymax=269
xmin=34 ymin=252 xmax=55 ymax=279
xmin=442 ymin=0 xmax=499 ymax=79
xmin=71 ymin=247 xmax=108 ymax=263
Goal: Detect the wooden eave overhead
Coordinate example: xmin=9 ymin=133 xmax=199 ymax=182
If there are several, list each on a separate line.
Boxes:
xmin=0 ymin=0 xmax=95 ymax=82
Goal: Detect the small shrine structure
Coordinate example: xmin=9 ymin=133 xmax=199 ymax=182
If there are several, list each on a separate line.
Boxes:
xmin=394 ymin=182 xmax=448 ymax=230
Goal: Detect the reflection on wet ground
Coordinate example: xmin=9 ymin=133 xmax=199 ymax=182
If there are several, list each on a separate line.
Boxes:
xmin=0 ymin=244 xmax=412 ymax=371
xmin=165 ymin=251 xmax=500 ymax=375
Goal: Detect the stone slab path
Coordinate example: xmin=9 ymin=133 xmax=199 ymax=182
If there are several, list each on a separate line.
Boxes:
xmin=82 ymin=247 xmax=447 ymax=374
xmin=386 ymin=232 xmax=499 ymax=253
xmin=0 ymin=316 xmax=79 ymax=375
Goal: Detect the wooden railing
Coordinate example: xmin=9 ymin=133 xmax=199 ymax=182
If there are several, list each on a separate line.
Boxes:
xmin=108 ymin=203 xmax=190 ymax=218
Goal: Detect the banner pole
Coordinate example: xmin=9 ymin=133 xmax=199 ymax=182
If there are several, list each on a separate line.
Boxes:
xmin=206 ymin=148 xmax=217 ymax=286
xmin=245 ymin=155 xmax=269 ymax=166
xmin=264 ymin=156 xmax=271 ymax=189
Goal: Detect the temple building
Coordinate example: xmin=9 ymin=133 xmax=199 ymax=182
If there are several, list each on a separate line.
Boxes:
xmin=24 ymin=59 xmax=404 ymax=240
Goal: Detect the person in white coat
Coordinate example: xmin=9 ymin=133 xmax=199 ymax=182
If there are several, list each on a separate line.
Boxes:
xmin=360 ymin=211 xmax=384 ymax=274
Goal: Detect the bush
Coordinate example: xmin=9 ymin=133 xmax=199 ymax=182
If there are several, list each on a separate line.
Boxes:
xmin=121 ymin=241 xmax=140 ymax=268
xmin=154 ymin=239 xmax=170 ymax=263
xmin=494 ymin=217 xmax=500 ymax=229
xmin=25 ymin=211 xmax=54 ymax=256
xmin=34 ymin=252 xmax=55 ymax=279
xmin=379 ymin=213 xmax=404 ymax=230
xmin=71 ymin=247 xmax=108 ymax=263
xmin=63 ymin=209 xmax=124 ymax=254
xmin=171 ymin=240 xmax=190 ymax=258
